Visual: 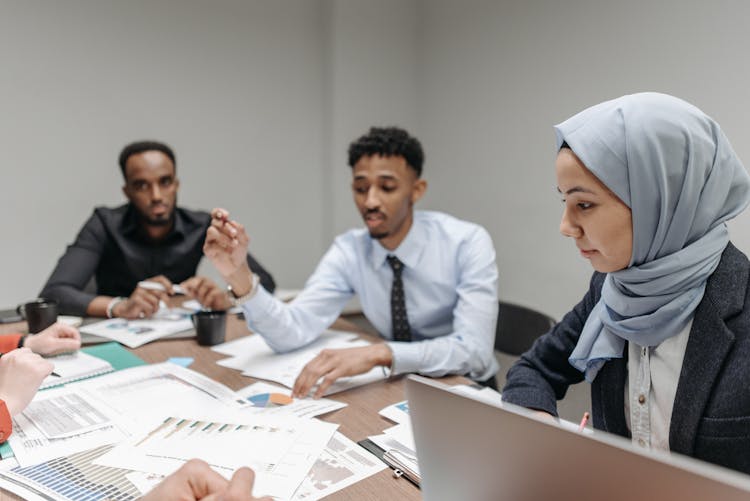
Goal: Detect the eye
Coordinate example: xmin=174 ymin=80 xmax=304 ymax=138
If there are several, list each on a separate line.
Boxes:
xmin=132 ymin=181 xmax=148 ymax=191
xmin=352 ymin=184 xmax=368 ymax=194
xmin=577 ymin=202 xmax=593 ymax=210
xmin=160 ymin=177 xmax=174 ymax=187
xmin=381 ymin=184 xmax=397 ymax=193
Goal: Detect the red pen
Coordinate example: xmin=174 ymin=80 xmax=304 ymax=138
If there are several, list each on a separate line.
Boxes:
xmin=578 ymin=411 xmax=590 ymax=432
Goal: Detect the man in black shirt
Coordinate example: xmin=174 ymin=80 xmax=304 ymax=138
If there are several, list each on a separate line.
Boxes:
xmin=41 ymin=141 xmax=274 ymax=319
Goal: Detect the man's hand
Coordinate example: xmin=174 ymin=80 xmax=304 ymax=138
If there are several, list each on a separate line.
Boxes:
xmin=203 ymin=208 xmax=252 ymax=283
xmin=292 ymin=344 xmax=393 ymax=399
xmin=181 ymin=277 xmax=232 ymax=311
xmin=140 ymin=459 xmax=272 ymax=501
xmin=24 ymin=322 xmax=81 ymax=356
xmin=0 ymin=348 xmax=53 ymax=416
xmin=114 ymin=275 xmax=172 ymax=319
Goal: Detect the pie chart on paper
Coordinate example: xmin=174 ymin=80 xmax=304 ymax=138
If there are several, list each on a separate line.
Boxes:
xmin=247 ymin=392 xmax=294 ymax=408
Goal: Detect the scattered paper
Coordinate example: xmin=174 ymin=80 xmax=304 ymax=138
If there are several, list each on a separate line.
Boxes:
xmin=167 ymin=356 xmax=194 ymax=368
xmin=237 ymin=381 xmax=347 ymax=419
xmin=214 ymin=331 xmax=386 ymax=396
xmin=382 ymin=423 xmax=416 ymax=452
xmin=291 ymin=432 xmax=386 ymax=500
xmin=379 ymin=400 xmax=410 ymax=424
xmin=9 ymin=400 xmax=130 ymax=467
xmin=21 ymin=391 xmax=112 ymax=439
xmin=125 ymin=471 xmax=164 ymax=495
xmin=96 ymin=414 xmax=338 ymax=500
xmin=79 ymin=307 xmax=194 ymax=348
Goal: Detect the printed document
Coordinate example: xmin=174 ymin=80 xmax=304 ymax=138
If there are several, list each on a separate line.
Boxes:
xmin=215 ymin=331 xmax=387 ymax=395
xmin=79 ymin=307 xmax=194 ymax=348
xmin=96 ymin=414 xmax=338 ymax=500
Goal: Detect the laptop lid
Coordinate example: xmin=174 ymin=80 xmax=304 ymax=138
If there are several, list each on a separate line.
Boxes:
xmin=406 ymin=375 xmax=750 ymax=501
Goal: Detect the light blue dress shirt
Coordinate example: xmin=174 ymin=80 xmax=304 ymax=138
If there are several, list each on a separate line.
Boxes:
xmin=240 ymin=210 xmax=499 ymax=381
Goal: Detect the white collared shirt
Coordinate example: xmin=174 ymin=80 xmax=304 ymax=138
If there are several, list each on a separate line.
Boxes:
xmin=624 ymin=319 xmax=692 ymax=451
xmin=240 ymin=210 xmax=499 ymax=380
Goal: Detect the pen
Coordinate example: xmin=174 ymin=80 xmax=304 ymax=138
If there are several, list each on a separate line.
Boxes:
xmin=50 ymin=372 xmax=61 ymax=377
xmin=578 ymin=411 xmax=590 ymax=432
xmin=137 ymin=281 xmax=186 ymax=295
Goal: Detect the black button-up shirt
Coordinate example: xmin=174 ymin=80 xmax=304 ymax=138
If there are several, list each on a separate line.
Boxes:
xmin=41 ymin=204 xmax=275 ymax=315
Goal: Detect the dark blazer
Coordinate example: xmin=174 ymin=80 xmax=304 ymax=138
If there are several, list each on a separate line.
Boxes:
xmin=502 ymin=242 xmax=750 ymax=474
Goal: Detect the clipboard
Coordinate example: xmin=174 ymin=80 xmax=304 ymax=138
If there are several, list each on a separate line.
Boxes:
xmin=358 ymin=438 xmax=421 ymax=486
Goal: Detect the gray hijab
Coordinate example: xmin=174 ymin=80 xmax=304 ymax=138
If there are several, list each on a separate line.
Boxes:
xmin=555 ymin=92 xmax=750 ymax=382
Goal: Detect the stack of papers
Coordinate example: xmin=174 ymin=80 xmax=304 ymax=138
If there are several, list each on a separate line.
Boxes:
xmin=212 ymin=330 xmax=388 ymax=396
xmin=0 ymin=361 xmax=388 ymax=501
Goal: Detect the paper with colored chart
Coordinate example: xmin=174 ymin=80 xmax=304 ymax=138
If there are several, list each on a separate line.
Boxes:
xmin=379 ymin=400 xmax=410 ymax=424
xmin=95 ymin=414 xmax=338 ymax=500
xmin=79 ymin=307 xmax=194 ymax=348
xmin=290 ymin=431 xmax=386 ymax=500
xmin=237 ymin=382 xmax=347 ymax=419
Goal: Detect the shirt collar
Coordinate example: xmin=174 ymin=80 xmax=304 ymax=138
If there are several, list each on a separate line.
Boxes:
xmin=370 ymin=213 xmax=427 ymax=270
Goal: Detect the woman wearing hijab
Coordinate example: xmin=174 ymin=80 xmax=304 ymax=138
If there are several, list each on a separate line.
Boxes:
xmin=502 ymin=92 xmax=750 ymax=473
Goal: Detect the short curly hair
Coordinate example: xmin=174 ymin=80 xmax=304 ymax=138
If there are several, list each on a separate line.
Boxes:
xmin=118 ymin=140 xmax=176 ymax=178
xmin=347 ymin=127 xmax=424 ymax=177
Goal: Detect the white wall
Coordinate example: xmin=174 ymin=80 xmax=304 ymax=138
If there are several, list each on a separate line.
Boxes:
xmin=417 ymin=0 xmax=750 ymax=319
xmin=3 ymin=0 xmax=750 ymax=322
xmin=326 ymin=0 xmax=419 ymax=237
xmin=0 ymin=0 xmax=328 ymax=305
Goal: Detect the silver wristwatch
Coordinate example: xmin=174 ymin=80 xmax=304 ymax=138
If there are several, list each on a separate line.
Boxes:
xmin=227 ymin=273 xmax=260 ymax=307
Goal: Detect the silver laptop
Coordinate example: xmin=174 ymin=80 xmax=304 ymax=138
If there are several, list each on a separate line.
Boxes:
xmin=406 ymin=375 xmax=750 ymax=501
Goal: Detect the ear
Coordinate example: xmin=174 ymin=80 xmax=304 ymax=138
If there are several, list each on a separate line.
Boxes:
xmin=174 ymin=177 xmax=180 ymax=191
xmin=122 ymin=184 xmax=130 ymax=200
xmin=410 ymin=179 xmax=427 ymax=204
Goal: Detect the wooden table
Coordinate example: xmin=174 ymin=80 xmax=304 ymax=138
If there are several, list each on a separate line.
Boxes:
xmin=0 ymin=315 xmax=464 ymax=500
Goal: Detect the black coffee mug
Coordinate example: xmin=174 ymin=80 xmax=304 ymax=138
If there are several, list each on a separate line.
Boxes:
xmin=17 ymin=298 xmax=58 ymax=334
xmin=192 ymin=310 xmax=227 ymax=346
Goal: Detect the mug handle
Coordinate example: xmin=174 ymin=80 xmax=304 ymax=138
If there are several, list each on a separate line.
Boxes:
xmin=16 ymin=304 xmax=25 ymax=319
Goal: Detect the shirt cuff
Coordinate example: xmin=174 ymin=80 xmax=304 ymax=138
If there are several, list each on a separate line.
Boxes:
xmin=239 ymin=285 xmax=275 ymax=325
xmin=387 ymin=341 xmax=425 ymax=376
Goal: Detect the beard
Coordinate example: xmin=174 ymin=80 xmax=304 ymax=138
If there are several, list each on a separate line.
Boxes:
xmin=368 ymin=230 xmax=389 ymax=240
xmin=135 ymin=204 xmax=175 ymax=227
xmin=144 ymin=213 xmax=173 ymax=226
xmin=363 ymin=209 xmax=389 ymax=240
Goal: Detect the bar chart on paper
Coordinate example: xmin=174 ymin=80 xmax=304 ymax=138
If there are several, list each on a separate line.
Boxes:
xmin=96 ymin=414 xmax=338 ymax=500
xmin=0 ymin=445 xmax=140 ymax=501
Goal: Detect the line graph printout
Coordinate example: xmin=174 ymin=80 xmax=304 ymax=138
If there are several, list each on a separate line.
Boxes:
xmin=96 ymin=414 xmax=338 ymax=500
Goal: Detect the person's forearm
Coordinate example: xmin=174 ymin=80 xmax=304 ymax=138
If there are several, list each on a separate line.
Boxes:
xmin=225 ymin=263 xmax=254 ymax=297
xmin=86 ymin=296 xmax=116 ymax=317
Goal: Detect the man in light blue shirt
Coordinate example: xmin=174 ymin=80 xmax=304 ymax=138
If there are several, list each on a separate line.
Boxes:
xmin=204 ymin=127 xmax=499 ymax=397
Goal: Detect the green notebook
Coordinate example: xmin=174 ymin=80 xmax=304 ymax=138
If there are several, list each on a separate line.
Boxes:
xmin=81 ymin=341 xmax=146 ymax=371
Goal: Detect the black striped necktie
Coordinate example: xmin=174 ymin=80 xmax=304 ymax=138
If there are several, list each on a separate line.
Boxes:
xmin=387 ymin=255 xmax=412 ymax=342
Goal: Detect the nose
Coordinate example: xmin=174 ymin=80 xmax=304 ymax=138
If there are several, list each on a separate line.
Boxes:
xmin=559 ymin=206 xmax=582 ymax=239
xmin=150 ymin=183 xmax=163 ymax=202
xmin=364 ymin=187 xmax=380 ymax=209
